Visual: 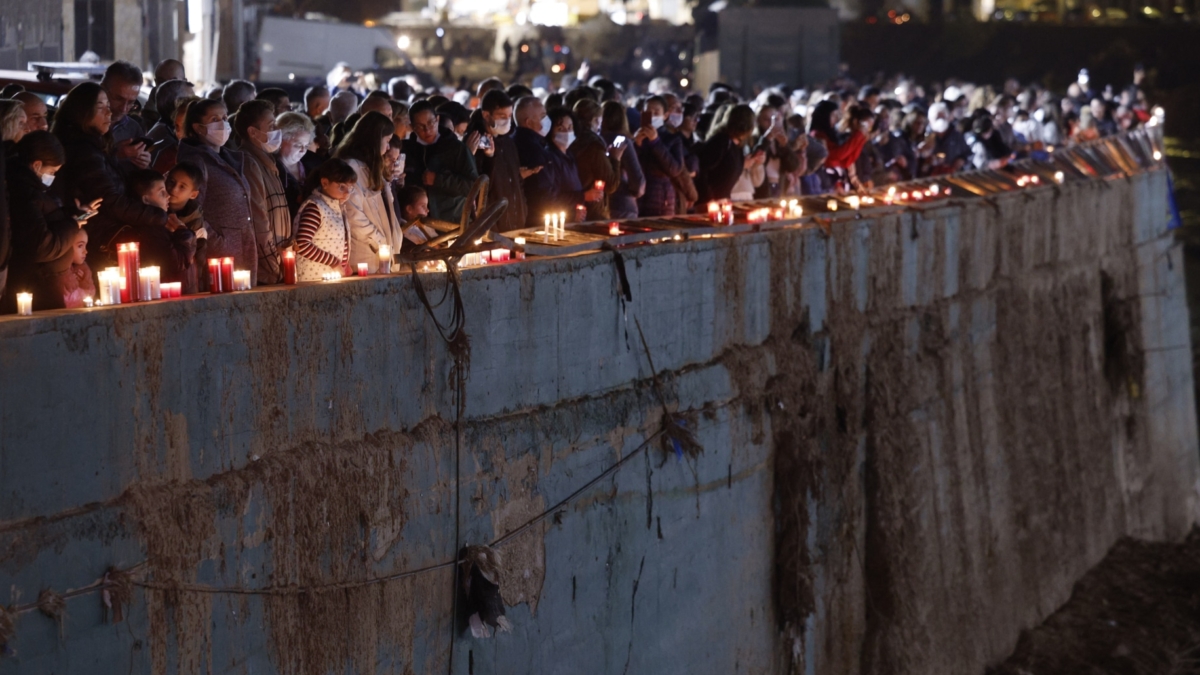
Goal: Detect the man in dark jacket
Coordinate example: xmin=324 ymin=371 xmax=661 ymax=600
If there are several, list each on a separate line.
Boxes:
xmin=513 ymin=96 xmax=553 ymax=229
xmin=471 ymin=90 xmax=527 ymax=232
xmin=569 ymin=99 xmax=623 ymax=221
xmin=403 ymin=100 xmax=478 ymax=223
xmin=101 ymin=61 xmax=151 ymax=173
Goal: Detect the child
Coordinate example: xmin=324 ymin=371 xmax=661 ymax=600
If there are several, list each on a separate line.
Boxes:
xmin=128 ymin=169 xmax=197 ymax=289
xmin=294 ymin=159 xmax=356 ymax=282
xmin=395 ymin=184 xmax=438 ymax=252
xmin=165 ymin=162 xmax=209 ymax=294
xmin=43 ymin=228 xmax=96 ymax=309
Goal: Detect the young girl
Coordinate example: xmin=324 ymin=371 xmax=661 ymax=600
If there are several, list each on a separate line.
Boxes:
xmin=50 ymin=228 xmax=97 ymax=308
xmin=294 ymin=159 xmax=356 ymax=282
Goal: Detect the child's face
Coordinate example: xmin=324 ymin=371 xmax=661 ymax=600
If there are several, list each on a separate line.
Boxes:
xmin=166 ymin=172 xmax=199 ymax=211
xmin=142 ymin=179 xmax=170 ymax=211
xmin=73 ymin=230 xmax=88 ymax=265
xmin=321 ymin=179 xmax=354 ymax=203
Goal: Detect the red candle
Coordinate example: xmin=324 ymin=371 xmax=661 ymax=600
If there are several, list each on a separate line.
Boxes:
xmin=117 ymin=244 xmax=131 ymax=303
xmin=594 ymin=180 xmax=605 ymax=191
xmin=575 ymin=203 xmax=587 ymax=222
xmin=707 ymin=201 xmax=720 ymax=222
xmin=357 ymin=262 xmax=369 ymax=277
xmin=283 ymin=250 xmax=297 ymax=285
xmin=220 ymin=257 xmax=235 ymax=293
xmin=208 ymin=258 xmax=222 ymax=294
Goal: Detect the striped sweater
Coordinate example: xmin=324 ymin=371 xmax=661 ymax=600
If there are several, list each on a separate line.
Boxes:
xmin=293 ymin=191 xmax=349 ymax=281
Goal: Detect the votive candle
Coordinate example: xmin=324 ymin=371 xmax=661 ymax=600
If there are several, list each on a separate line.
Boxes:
xmin=208 ymin=258 xmax=223 ymax=294
xmin=15 ymin=292 xmax=31 ymax=316
xmin=609 ymin=222 xmax=621 ymax=236
xmin=378 ymin=245 xmax=391 ymax=274
xmin=357 ymin=262 xmax=369 ymax=277
xmin=220 ymin=257 xmax=234 ymax=293
xmin=283 ymin=250 xmax=297 ymax=284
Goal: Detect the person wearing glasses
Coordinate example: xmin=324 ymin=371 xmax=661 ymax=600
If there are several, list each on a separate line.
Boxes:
xmin=401 ymin=100 xmax=478 ymax=223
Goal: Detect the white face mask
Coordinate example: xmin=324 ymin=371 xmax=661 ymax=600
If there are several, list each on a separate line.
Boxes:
xmin=667 ymin=112 xmax=683 ymax=128
xmin=417 ymin=132 xmax=439 ymax=146
xmin=540 ymin=115 xmax=552 ymax=136
xmin=554 ymin=131 xmax=575 ymax=150
xmin=40 ymin=172 xmax=55 ymax=187
xmin=650 ymin=115 xmax=665 ymax=129
xmin=204 ymin=121 xmax=232 ymax=147
xmin=394 ymin=153 xmax=406 ymax=176
xmin=259 ymin=129 xmax=283 ymax=154
xmin=491 ymin=117 xmax=512 ymax=135
xmin=929 ymin=118 xmax=950 ymax=134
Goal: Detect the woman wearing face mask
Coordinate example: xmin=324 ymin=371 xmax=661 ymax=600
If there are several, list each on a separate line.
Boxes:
xmin=635 ymin=95 xmax=685 ymax=217
xmin=235 ymin=100 xmax=291 ymax=284
xmin=333 ymin=111 xmax=402 ymax=273
xmin=276 ymin=112 xmax=316 ymax=216
xmin=2 ymin=130 xmax=100 ymax=312
xmin=176 ymin=98 xmax=259 ymax=285
xmin=569 ymin=99 xmax=621 ymax=221
xmin=539 ymin=108 xmax=595 ymax=222
xmin=51 ymin=82 xmax=170 ymax=270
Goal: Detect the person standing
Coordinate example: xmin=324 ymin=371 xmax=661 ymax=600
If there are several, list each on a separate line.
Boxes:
xmin=176 ymin=98 xmax=259 ymax=285
xmin=334 ymin=112 xmax=402 ymax=273
xmin=402 ymin=100 xmax=477 ymax=223
xmin=14 ymin=92 xmax=48 ymax=134
xmin=100 ymin=61 xmax=151 ymax=172
xmin=52 ymin=82 xmax=168 ymax=269
xmin=599 ymin=100 xmax=644 ymax=220
xmin=635 ymin=96 xmax=684 ymax=217
xmin=471 ymin=90 xmax=527 ymax=232
xmin=569 ymin=99 xmax=623 ymax=222
xmin=235 ymin=100 xmax=291 ymax=283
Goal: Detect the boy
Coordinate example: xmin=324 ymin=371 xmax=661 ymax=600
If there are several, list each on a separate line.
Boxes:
xmin=128 ymin=169 xmax=197 ymax=289
xmin=166 ymin=162 xmax=209 ymax=293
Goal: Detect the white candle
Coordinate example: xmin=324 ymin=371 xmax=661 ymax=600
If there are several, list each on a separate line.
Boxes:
xmin=1054 ymin=171 xmax=1065 ymax=184
xmin=827 ymin=199 xmax=838 ymax=212
xmin=16 ymin=292 xmax=32 ymax=316
xmin=559 ymin=211 xmax=567 ymax=237
xmin=378 ymin=244 xmax=392 ymax=274
xmin=233 ymin=270 xmax=251 ymax=290
xmin=83 ymin=296 xmax=94 ymax=308
xmin=543 ymin=213 xmax=551 ymax=235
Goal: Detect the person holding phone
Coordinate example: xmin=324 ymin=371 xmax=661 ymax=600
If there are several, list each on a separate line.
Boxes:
xmin=634 ymin=96 xmax=685 ymax=217
xmin=539 ymin=107 xmax=603 ymax=220
xmin=752 ymin=104 xmax=801 ymax=199
xmin=100 ymin=61 xmax=152 ymax=172
xmin=569 ymin=99 xmax=623 ymax=221
xmin=600 ymin=100 xmax=644 ymax=219
xmin=52 ymin=82 xmax=170 ymax=270
xmin=467 ymin=90 xmax=527 ymax=232
xmin=2 ymin=131 xmax=101 ymax=313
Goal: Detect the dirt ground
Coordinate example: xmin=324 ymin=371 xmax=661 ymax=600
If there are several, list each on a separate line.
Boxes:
xmin=989 ymin=528 xmax=1200 ymax=675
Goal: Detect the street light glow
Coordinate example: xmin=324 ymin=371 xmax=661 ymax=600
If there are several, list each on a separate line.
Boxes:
xmin=642 ymin=58 xmax=652 ymax=71
xmin=397 ymin=35 xmax=410 ymax=50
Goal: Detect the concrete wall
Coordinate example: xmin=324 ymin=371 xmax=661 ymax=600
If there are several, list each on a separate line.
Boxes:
xmin=0 ymin=168 xmax=1196 ymax=675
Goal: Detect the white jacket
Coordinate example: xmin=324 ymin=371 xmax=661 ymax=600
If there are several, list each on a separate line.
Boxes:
xmin=342 ymin=158 xmax=403 ymax=272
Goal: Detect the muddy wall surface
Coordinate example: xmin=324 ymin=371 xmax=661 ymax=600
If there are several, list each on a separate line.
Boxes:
xmin=0 ymin=168 xmax=1196 ymax=675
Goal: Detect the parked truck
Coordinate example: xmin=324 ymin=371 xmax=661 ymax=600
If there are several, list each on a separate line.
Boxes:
xmin=257 ymin=16 xmax=415 ymax=85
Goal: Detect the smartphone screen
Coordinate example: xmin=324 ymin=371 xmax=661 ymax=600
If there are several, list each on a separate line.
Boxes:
xmin=613 ymin=135 xmax=626 ymax=147
xmin=640 ymin=109 xmax=652 ymax=129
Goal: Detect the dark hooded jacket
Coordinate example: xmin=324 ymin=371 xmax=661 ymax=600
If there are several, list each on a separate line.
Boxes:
xmin=402 ymin=132 xmax=479 ymax=223
xmin=2 ymin=162 xmax=80 ymax=312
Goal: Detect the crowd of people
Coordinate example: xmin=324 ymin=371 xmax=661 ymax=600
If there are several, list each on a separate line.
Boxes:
xmin=0 ymin=58 xmax=1155 ymax=313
